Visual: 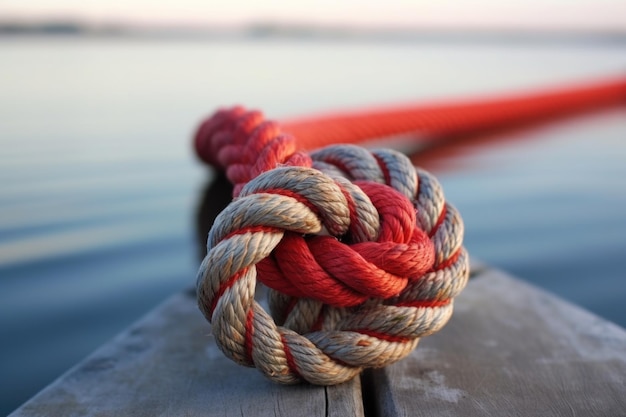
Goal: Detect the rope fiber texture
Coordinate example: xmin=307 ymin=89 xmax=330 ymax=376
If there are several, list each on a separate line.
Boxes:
xmin=194 ymin=75 xmax=626 ymax=385
xmin=195 ymin=107 xmax=468 ymax=385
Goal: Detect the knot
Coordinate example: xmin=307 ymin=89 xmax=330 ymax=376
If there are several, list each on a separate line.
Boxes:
xmin=228 ymin=165 xmax=435 ymax=307
xmin=195 ymin=107 xmax=469 ymax=385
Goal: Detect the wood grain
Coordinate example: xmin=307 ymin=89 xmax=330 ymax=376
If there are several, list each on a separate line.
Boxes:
xmin=367 ymin=267 xmax=626 ymax=417
xmin=11 ymin=265 xmax=626 ymax=416
xmin=10 ymin=289 xmax=363 ymax=417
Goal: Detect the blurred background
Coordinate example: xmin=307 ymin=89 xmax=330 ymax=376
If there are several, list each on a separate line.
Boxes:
xmin=1 ymin=0 xmax=625 ymax=414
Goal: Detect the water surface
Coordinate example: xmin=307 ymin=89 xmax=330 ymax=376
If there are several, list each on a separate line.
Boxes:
xmin=1 ymin=37 xmax=625 ymax=414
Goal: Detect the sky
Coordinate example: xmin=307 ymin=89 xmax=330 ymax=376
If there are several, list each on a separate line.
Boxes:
xmin=1 ymin=0 xmax=626 ymax=32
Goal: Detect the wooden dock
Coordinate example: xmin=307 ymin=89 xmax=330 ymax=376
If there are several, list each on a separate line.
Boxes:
xmin=10 ymin=264 xmax=626 ymax=416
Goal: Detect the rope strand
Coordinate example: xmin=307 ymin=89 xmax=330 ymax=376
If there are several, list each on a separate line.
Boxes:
xmin=194 ymin=74 xmax=625 ymax=385
xmin=195 ymin=109 xmax=466 ymax=385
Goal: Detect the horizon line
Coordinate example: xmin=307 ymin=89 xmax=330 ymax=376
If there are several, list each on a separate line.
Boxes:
xmin=2 ymin=18 xmax=626 ymax=37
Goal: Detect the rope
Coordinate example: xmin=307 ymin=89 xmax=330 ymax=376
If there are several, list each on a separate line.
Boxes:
xmin=280 ymin=76 xmax=626 ymax=150
xmin=194 ymin=75 xmax=626 ymax=385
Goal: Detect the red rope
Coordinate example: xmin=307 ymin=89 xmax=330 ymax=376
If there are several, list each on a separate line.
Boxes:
xmin=281 ymin=76 xmax=626 ymax=150
xmin=195 ymin=74 xmax=626 ymax=308
xmin=195 ymin=75 xmax=626 ymax=194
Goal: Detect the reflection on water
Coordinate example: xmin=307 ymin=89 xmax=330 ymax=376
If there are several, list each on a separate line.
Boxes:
xmin=1 ymin=37 xmax=626 ymax=414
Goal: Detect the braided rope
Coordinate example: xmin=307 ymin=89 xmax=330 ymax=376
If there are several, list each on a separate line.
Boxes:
xmin=193 ymin=77 xmax=626 ymax=384
xmin=195 ymin=107 xmax=469 ymax=385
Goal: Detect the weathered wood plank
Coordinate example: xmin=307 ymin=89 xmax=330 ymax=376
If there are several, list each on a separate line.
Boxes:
xmin=11 ymin=263 xmax=626 ymax=416
xmin=10 ymin=289 xmax=363 ymax=417
xmin=368 ymin=267 xmax=626 ymax=416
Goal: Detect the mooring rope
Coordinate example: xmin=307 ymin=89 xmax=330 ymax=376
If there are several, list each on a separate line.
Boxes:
xmin=194 ymin=75 xmax=626 ymax=385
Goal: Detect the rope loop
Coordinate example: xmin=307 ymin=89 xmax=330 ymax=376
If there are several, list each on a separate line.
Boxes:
xmin=195 ymin=106 xmax=469 ymax=385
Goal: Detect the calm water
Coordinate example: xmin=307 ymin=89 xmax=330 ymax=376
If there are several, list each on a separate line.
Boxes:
xmin=1 ymin=37 xmax=626 ymax=414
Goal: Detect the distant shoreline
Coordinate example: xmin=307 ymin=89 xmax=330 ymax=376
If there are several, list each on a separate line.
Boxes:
xmin=1 ymin=21 xmax=625 ymax=45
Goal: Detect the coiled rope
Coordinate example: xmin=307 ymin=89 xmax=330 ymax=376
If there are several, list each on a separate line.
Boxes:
xmin=194 ymin=75 xmax=626 ymax=385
